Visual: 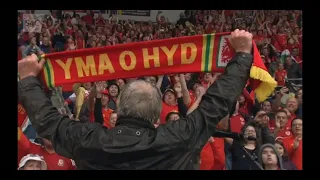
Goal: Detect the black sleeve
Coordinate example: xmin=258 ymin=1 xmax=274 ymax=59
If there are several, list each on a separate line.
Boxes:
xmin=19 ymin=77 xmax=102 ymax=159
xmin=296 ymin=65 xmax=302 ymax=78
xmin=177 ymin=97 xmax=188 ymax=117
xmin=261 ymin=126 xmax=275 ymax=144
xmin=94 ymin=98 xmax=104 ymax=125
xmin=157 ymin=52 xmax=253 ymax=151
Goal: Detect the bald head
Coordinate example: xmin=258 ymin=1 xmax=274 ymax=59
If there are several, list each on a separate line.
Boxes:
xmin=286 ymin=97 xmax=298 ymax=114
xmin=117 ymin=80 xmax=162 ymax=124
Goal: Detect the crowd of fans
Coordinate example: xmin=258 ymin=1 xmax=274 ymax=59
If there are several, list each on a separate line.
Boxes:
xmin=17 ymin=10 xmax=302 ymax=170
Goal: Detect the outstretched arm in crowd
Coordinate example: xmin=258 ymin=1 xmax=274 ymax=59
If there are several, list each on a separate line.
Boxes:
xmin=174 ymin=83 xmax=188 ymax=117
xmin=156 ymin=75 xmax=164 ymax=94
xmin=18 ymin=54 xmax=102 ymax=159
xmin=18 ymin=127 xmax=41 ymax=162
xmin=179 ymin=74 xmax=191 ymax=107
xmin=272 ymin=86 xmax=289 ymax=112
xmin=93 ymin=82 xmax=106 ymax=125
xmin=158 ymin=30 xmax=253 ymax=151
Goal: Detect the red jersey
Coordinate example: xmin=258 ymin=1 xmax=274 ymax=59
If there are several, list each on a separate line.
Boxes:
xmin=89 ymin=108 xmax=113 ymax=128
xmin=76 ymin=37 xmax=85 ymax=49
xmin=82 ymin=15 xmax=93 ymax=25
xmin=102 ymin=108 xmax=114 ymax=128
xmin=65 ymin=28 xmax=73 ymax=37
xmin=239 ymin=103 xmax=249 ymax=116
xmin=187 ymin=90 xmax=196 ymax=109
xmin=200 ymin=138 xmax=225 ymax=170
xmin=275 ymin=70 xmax=287 ymax=86
xmin=270 ymin=119 xmax=293 ymax=140
xmin=254 ymin=35 xmax=264 ymax=44
xmin=229 ymin=114 xmax=245 ymax=133
xmin=18 ymin=103 xmax=28 ymax=128
xmin=160 ymin=102 xmax=178 ymax=124
xmin=18 ymin=128 xmax=75 ymax=170
xmin=95 ymin=17 xmax=106 ymax=27
xmin=283 ymin=136 xmax=302 ymax=170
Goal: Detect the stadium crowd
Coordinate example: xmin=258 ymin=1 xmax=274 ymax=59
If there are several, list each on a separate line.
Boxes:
xmin=17 ymin=10 xmax=302 ymax=170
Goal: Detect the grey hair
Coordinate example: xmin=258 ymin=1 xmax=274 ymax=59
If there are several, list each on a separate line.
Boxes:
xmin=117 ymin=80 xmax=162 ymax=124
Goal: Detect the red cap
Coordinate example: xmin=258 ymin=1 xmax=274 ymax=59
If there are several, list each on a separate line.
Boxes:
xmin=102 ymin=89 xmax=109 ymax=95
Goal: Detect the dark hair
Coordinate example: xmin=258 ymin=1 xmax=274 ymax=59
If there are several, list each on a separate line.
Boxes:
xmin=240 ymin=121 xmax=263 ymax=146
xmin=262 ymin=100 xmax=272 ymax=106
xmin=165 ymin=111 xmax=181 ymax=122
xmin=291 ymin=118 xmax=302 ymax=128
xmin=275 ymin=140 xmax=289 ymax=161
xmin=276 ymin=109 xmax=288 ymax=116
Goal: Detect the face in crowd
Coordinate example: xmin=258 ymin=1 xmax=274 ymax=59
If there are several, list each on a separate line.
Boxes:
xmin=291 ymin=118 xmax=303 ymax=137
xmin=83 ymin=82 xmax=92 ymax=90
xmin=21 ymin=160 xmax=42 ymax=170
xmin=110 ymin=113 xmax=118 ymax=127
xmin=108 ymin=84 xmax=119 ymax=97
xmin=275 ymin=110 xmax=288 ymax=129
xmin=116 ymin=79 xmax=126 ymax=90
xmin=163 ymin=90 xmax=176 ymax=105
xmin=286 ymin=97 xmax=298 ymax=114
xmin=243 ymin=125 xmax=257 ymax=140
xmin=261 ymin=101 xmax=272 ymax=113
xmin=261 ymin=147 xmax=278 ymax=168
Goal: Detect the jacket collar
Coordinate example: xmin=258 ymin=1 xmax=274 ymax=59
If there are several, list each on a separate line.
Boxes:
xmin=115 ymin=116 xmax=155 ymax=130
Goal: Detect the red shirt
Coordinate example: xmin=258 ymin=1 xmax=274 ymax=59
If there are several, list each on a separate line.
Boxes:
xmin=102 ymin=108 xmax=114 ymax=128
xmin=89 ymin=108 xmax=113 ymax=128
xmin=200 ymin=138 xmax=225 ymax=170
xmin=229 ymin=114 xmax=245 ymax=133
xmin=18 ymin=128 xmax=75 ymax=170
xmin=239 ymin=103 xmax=249 ymax=117
xmin=95 ymin=17 xmax=106 ymax=27
xmin=160 ymin=102 xmax=178 ymax=124
xmin=76 ymin=36 xmax=85 ymax=49
xmin=270 ymin=118 xmax=293 ymax=140
xmin=254 ymin=35 xmax=264 ymax=44
xmin=82 ymin=15 xmax=93 ymax=25
xmin=283 ymin=136 xmax=303 ymax=170
xmin=275 ymin=70 xmax=287 ymax=86
xmin=18 ymin=103 xmax=28 ymax=128
xmin=65 ymin=28 xmax=73 ymax=37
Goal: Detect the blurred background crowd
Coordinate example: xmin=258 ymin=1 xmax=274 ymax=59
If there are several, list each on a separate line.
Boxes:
xmin=17 ymin=10 xmax=302 ymax=170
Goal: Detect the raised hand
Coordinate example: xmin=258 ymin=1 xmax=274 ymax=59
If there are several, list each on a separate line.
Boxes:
xmin=229 ymin=29 xmax=253 ymax=54
xmin=293 ymin=137 xmax=300 ymax=150
xmin=18 ymin=54 xmax=46 ymax=80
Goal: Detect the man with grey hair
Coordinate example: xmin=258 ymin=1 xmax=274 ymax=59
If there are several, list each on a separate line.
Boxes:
xmin=18 ymin=29 xmax=253 ymax=170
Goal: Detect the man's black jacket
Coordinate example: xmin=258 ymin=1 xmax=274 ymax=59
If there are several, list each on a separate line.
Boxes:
xmin=18 ymin=52 xmax=253 ymax=170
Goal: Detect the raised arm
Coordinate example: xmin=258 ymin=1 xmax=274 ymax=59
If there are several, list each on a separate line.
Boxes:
xmin=18 ymin=54 xmax=101 ymax=159
xmin=160 ymin=30 xmax=253 ymax=150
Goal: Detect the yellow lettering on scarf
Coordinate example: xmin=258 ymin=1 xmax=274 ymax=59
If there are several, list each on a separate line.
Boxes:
xmin=160 ymin=45 xmax=178 ymax=66
xmin=98 ymin=53 xmax=115 ymax=74
xmin=142 ymin=47 xmax=160 ymax=68
xmin=181 ymin=43 xmax=197 ymax=64
xmin=56 ymin=58 xmax=73 ymax=79
xmin=75 ymin=56 xmax=98 ymax=78
xmin=119 ymin=51 xmax=137 ymax=71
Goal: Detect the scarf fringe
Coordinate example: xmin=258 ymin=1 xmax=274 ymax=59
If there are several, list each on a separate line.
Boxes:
xmin=250 ymin=65 xmax=277 ymax=102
